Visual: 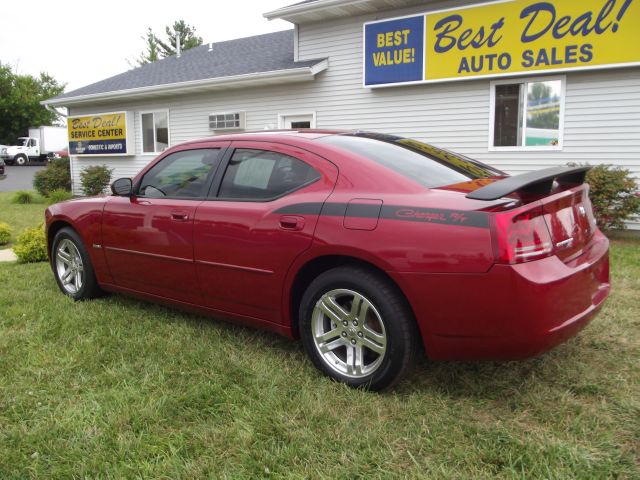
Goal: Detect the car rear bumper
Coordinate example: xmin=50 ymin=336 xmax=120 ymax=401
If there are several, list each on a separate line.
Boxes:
xmin=395 ymin=230 xmax=610 ymax=360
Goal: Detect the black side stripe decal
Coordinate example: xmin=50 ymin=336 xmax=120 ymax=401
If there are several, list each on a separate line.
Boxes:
xmin=275 ymin=203 xmax=489 ymax=228
xmin=275 ymin=203 xmax=324 ymax=215
xmin=382 ymin=206 xmax=488 ymax=228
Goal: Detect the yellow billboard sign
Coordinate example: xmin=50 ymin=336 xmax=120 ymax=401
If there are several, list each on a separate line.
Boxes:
xmin=364 ymin=0 xmax=639 ymax=86
xmin=68 ymin=112 xmax=130 ymax=155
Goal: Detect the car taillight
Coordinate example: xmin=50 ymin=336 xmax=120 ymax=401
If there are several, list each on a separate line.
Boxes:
xmin=582 ymin=191 xmax=597 ymax=238
xmin=491 ymin=205 xmax=553 ymax=264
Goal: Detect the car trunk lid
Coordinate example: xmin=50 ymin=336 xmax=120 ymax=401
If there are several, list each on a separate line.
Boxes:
xmin=437 ymin=166 xmax=596 ymax=264
xmin=541 ymin=185 xmax=597 ymax=262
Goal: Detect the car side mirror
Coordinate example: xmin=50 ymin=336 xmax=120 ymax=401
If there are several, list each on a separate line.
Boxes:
xmin=111 ymin=178 xmax=133 ymax=196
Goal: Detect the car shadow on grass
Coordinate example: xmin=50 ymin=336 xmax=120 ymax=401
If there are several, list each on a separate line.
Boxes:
xmin=395 ymin=335 xmax=607 ymax=401
xmin=98 ymin=291 xmax=604 ymax=400
xmin=105 ymin=291 xmax=305 ymax=352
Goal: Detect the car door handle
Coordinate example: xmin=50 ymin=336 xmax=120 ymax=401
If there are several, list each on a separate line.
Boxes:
xmin=171 ymin=212 xmax=189 ymax=221
xmin=279 ymin=215 xmax=304 ymax=231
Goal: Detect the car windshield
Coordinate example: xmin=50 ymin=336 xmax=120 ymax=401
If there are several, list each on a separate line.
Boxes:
xmin=317 ymin=133 xmax=504 ymax=189
xmin=15 ymin=138 xmax=28 ymax=146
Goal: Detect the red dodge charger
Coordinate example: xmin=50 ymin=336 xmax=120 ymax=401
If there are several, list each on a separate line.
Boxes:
xmin=45 ymin=131 xmax=610 ymax=390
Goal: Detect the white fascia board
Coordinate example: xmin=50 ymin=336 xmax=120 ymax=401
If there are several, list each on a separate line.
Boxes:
xmin=263 ymin=0 xmax=369 ymax=21
xmin=42 ymin=62 xmax=329 ymax=108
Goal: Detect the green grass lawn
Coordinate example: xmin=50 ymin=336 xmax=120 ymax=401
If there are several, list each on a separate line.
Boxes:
xmin=0 ymin=198 xmax=638 ymax=478
xmin=0 ymin=192 xmax=47 ymax=247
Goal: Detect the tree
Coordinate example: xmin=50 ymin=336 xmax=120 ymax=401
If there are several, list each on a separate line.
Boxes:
xmin=130 ymin=20 xmax=203 ymax=67
xmin=157 ymin=20 xmax=203 ymax=57
xmin=132 ymin=28 xmax=161 ymax=66
xmin=0 ymin=63 xmax=65 ymax=145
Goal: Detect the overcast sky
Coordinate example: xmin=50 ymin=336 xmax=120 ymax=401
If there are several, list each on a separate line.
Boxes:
xmin=0 ymin=0 xmax=294 ymax=92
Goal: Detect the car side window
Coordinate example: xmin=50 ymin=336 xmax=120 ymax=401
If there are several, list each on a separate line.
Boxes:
xmin=216 ymin=149 xmax=320 ymax=200
xmin=138 ymin=148 xmax=220 ymax=198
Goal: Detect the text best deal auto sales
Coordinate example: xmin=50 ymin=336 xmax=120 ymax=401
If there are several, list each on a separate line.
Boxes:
xmin=69 ymin=115 xmax=124 ymax=139
xmin=364 ymin=0 xmax=637 ymax=85
xmin=435 ymin=0 xmax=631 ymax=75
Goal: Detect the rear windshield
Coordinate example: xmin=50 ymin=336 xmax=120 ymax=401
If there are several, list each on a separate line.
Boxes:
xmin=318 ymin=133 xmax=503 ymax=188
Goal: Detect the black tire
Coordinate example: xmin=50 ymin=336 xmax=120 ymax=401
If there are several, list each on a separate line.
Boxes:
xmin=299 ymin=265 xmax=419 ymax=391
xmin=14 ymin=154 xmax=27 ymax=166
xmin=51 ymin=227 xmax=103 ymax=301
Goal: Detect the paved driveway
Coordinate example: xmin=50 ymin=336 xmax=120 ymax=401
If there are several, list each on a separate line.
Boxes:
xmin=0 ymin=165 xmax=46 ymax=192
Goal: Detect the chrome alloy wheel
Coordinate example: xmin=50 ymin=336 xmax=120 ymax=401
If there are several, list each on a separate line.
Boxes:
xmin=311 ymin=289 xmax=387 ymax=379
xmin=55 ymin=239 xmax=84 ymax=295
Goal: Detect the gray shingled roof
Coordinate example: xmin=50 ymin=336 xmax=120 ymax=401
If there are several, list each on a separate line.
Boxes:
xmin=287 ymin=0 xmax=322 ymax=5
xmin=51 ymin=30 xmax=322 ymax=101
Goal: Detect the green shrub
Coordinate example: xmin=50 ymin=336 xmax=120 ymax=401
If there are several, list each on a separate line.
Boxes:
xmin=80 ymin=165 xmax=113 ymax=196
xmin=13 ymin=225 xmax=48 ymax=263
xmin=34 ymin=158 xmax=71 ymax=197
xmin=0 ymin=222 xmax=12 ymax=246
xmin=49 ymin=157 xmax=69 ymax=169
xmin=10 ymin=190 xmax=34 ymax=204
xmin=583 ymin=164 xmax=640 ymax=231
xmin=47 ymin=189 xmax=73 ymax=204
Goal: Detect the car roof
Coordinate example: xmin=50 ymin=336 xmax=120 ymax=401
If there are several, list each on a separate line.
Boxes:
xmin=177 ymin=129 xmax=354 ymax=147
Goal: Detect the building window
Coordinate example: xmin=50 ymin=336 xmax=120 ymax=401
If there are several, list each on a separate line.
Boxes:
xmin=490 ymin=77 xmax=565 ymax=150
xmin=278 ymin=112 xmax=316 ymax=129
xmin=141 ymin=111 xmax=169 ymax=154
xmin=209 ymin=112 xmax=245 ymax=130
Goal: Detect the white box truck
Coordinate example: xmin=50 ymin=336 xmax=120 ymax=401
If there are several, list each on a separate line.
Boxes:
xmin=0 ymin=126 xmax=68 ymax=165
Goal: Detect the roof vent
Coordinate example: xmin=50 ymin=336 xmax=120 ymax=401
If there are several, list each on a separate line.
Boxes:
xmin=208 ymin=42 xmax=213 ymax=52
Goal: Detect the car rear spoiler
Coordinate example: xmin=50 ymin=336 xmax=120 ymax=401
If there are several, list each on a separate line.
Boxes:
xmin=466 ymin=166 xmax=591 ymax=201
